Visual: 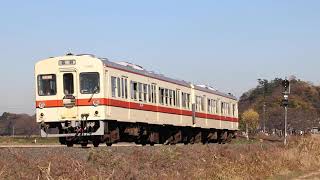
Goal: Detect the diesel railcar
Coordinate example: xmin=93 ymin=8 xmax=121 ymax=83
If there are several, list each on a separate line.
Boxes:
xmin=35 ymin=53 xmax=238 ymax=147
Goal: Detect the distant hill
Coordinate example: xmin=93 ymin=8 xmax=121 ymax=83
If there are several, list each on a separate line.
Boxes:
xmin=239 ymin=77 xmax=320 ymax=131
xmin=0 ymin=112 xmax=39 ymax=136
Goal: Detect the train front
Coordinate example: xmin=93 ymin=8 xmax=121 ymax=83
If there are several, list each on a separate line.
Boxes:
xmin=35 ymin=54 xmax=106 ymax=146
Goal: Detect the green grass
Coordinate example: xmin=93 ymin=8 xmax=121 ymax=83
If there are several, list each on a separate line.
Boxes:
xmin=0 ymin=136 xmax=59 ymax=144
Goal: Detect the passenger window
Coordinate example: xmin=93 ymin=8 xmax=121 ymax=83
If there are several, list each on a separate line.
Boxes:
xmin=38 ymin=74 xmax=57 ymax=96
xmin=131 ymin=81 xmax=138 ymax=100
xmin=111 ymin=76 xmax=117 ymax=97
xmin=143 ymin=84 xmax=148 ymax=102
xmin=63 ymin=73 xmax=74 ymax=95
xmin=80 ymin=72 xmax=100 ymax=94
xmin=124 ymin=78 xmax=128 ymax=99
xmin=159 ymin=88 xmax=164 ymax=104
xmin=176 ymin=90 xmax=180 ymax=107
xmin=117 ymin=78 xmax=121 ymax=98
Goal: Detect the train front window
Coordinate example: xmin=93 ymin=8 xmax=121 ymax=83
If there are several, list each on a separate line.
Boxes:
xmin=38 ymin=74 xmax=57 ymax=96
xmin=80 ymin=72 xmax=100 ymax=94
xmin=63 ymin=73 xmax=74 ymax=95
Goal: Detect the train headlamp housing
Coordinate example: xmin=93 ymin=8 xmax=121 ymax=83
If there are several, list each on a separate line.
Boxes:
xmin=39 ymin=102 xmax=46 ymax=109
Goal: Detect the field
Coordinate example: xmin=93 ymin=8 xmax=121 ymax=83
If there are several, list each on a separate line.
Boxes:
xmin=0 ymin=136 xmax=58 ymax=145
xmin=0 ymin=136 xmax=320 ymax=179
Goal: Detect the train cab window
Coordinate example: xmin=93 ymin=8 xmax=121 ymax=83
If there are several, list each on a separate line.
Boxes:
xmin=63 ymin=73 xmax=74 ymax=95
xmin=38 ymin=74 xmax=57 ymax=96
xmin=80 ymin=72 xmax=100 ymax=94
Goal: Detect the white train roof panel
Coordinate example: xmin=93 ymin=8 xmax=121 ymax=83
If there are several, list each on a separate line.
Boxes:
xmin=100 ymin=58 xmax=237 ymax=100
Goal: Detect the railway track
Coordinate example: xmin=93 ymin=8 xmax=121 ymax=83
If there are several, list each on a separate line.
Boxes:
xmin=0 ymin=142 xmax=157 ymax=148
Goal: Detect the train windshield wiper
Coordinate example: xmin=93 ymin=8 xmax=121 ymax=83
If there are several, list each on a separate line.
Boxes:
xmin=88 ymin=86 xmax=98 ymax=102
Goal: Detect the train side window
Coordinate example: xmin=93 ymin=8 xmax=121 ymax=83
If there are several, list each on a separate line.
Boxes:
xmin=186 ymin=93 xmax=190 ymax=109
xmin=182 ymin=92 xmax=190 ymax=109
xmin=117 ymin=78 xmax=121 ymax=98
xmin=38 ymin=74 xmax=57 ymax=96
xmin=201 ymin=96 xmax=205 ymax=112
xmin=131 ymin=81 xmax=138 ymax=100
xmin=207 ymin=99 xmax=211 ymax=113
xmin=153 ymin=84 xmax=157 ymax=103
xmin=164 ymin=89 xmax=169 ymax=105
xmin=111 ymin=76 xmax=117 ymax=97
xmin=121 ymin=78 xmax=125 ymax=98
xmin=148 ymin=85 xmax=151 ymax=102
xmin=169 ymin=90 xmax=173 ymax=106
xmin=182 ymin=93 xmax=186 ymax=108
xmin=143 ymin=84 xmax=148 ymax=102
xmin=173 ymin=90 xmax=176 ymax=106
xmin=80 ymin=72 xmax=100 ymax=94
xmin=63 ymin=73 xmax=74 ymax=95
xmin=124 ymin=78 xmax=128 ymax=99
xmin=221 ymin=102 xmax=223 ymax=114
xmin=215 ymin=100 xmax=218 ymax=114
xmin=176 ymin=89 xmax=180 ymax=107
xmin=138 ymin=83 xmax=143 ymax=101
xmin=159 ymin=87 xmax=164 ymax=104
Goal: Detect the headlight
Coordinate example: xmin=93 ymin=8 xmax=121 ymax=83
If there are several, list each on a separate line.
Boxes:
xmin=39 ymin=102 xmax=46 ymax=109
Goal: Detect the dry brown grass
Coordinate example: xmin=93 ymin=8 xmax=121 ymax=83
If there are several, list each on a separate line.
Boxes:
xmin=0 ymin=136 xmax=320 ymax=179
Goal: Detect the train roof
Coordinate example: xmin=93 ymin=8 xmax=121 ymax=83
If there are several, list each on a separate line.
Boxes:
xmin=100 ymin=58 xmax=237 ymax=100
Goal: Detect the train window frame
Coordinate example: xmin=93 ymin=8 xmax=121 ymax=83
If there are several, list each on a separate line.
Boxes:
xmin=159 ymin=87 xmax=164 ymax=105
xmin=79 ymin=72 xmax=100 ymax=94
xmin=117 ymin=77 xmax=121 ymax=98
xmin=130 ymin=81 xmax=138 ymax=100
xmin=38 ymin=74 xmax=57 ymax=96
xmin=143 ymin=84 xmax=148 ymax=102
xmin=124 ymin=78 xmax=128 ymax=99
xmin=111 ymin=76 xmax=117 ymax=97
xmin=176 ymin=89 xmax=180 ymax=107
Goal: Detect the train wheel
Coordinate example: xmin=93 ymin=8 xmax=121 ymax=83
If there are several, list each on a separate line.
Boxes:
xmin=92 ymin=136 xmax=101 ymax=147
xmin=66 ymin=142 xmax=73 ymax=147
xmin=93 ymin=142 xmax=100 ymax=147
xmin=59 ymin=137 xmax=66 ymax=145
xmin=81 ymin=143 xmax=88 ymax=148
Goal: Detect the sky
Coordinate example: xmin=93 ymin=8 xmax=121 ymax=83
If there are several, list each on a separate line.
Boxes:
xmin=0 ymin=1 xmax=320 ymax=115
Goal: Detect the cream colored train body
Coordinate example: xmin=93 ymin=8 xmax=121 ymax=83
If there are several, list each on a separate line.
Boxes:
xmin=35 ymin=54 xmax=238 ymax=146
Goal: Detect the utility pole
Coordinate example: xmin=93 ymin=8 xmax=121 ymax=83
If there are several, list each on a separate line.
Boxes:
xmin=258 ymin=79 xmax=267 ymax=133
xmin=282 ymin=79 xmax=290 ymax=145
xmin=263 ymin=103 xmax=266 ymax=133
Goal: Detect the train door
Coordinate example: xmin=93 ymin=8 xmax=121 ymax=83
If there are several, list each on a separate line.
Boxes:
xmin=58 ymin=69 xmax=78 ymax=121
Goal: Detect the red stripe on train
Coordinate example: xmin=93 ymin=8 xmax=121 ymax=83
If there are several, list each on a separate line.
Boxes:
xmin=36 ymin=98 xmax=238 ymax=122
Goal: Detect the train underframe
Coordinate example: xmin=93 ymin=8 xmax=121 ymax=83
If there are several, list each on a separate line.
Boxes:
xmin=40 ymin=120 xmax=236 ymax=147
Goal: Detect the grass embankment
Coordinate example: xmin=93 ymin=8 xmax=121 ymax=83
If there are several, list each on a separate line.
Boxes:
xmin=0 ymin=136 xmax=58 ymax=144
xmin=0 ymin=136 xmax=320 ymax=179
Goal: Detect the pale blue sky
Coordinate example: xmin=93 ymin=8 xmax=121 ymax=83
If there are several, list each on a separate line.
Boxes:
xmin=0 ymin=1 xmax=320 ymax=114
